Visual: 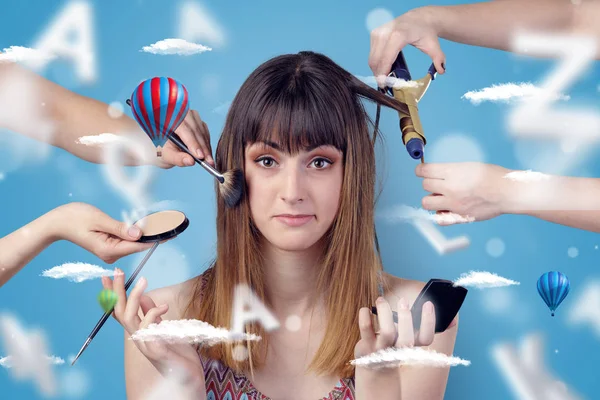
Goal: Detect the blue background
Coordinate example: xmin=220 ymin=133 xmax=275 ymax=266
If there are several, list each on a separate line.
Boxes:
xmin=1 ymin=0 xmax=599 ymax=399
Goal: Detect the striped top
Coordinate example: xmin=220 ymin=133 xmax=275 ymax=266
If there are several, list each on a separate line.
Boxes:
xmin=196 ymin=268 xmax=385 ymax=399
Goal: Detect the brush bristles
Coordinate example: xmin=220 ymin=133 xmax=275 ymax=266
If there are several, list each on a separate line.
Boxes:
xmin=219 ymin=169 xmax=244 ymax=207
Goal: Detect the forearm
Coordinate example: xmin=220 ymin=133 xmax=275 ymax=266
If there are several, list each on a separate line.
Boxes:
xmin=521 ymin=210 xmax=600 ymax=232
xmin=0 ymin=61 xmax=155 ymax=165
xmin=504 ymin=175 xmax=600 ymax=232
xmin=49 ymin=84 xmax=156 ymax=165
xmin=423 ymin=0 xmax=588 ymax=56
xmin=0 ymin=209 xmax=60 ymax=287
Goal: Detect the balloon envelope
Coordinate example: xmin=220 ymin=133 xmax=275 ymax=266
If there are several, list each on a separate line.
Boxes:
xmin=537 ymin=271 xmax=570 ymax=316
xmin=98 ymin=289 xmax=118 ymax=313
xmin=129 ymin=77 xmax=189 ymax=149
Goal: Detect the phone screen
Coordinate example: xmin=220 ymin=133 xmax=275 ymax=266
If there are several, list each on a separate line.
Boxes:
xmin=411 ymin=279 xmax=467 ymax=333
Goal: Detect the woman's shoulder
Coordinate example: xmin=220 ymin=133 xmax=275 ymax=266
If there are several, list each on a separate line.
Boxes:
xmin=380 ymin=272 xmax=427 ymax=309
xmin=144 ymin=268 xmax=213 ymax=320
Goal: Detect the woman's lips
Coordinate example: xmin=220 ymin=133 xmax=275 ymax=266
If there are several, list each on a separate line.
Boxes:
xmin=274 ymin=215 xmax=314 ymax=227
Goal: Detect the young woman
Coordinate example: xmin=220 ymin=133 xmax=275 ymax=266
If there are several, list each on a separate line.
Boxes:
xmin=105 ymin=51 xmax=459 ymax=400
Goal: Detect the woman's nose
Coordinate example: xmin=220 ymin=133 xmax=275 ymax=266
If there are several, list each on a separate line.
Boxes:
xmin=280 ymin=167 xmax=306 ymax=204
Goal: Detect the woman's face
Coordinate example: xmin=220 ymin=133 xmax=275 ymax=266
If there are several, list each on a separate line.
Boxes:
xmin=244 ymin=141 xmax=344 ymax=252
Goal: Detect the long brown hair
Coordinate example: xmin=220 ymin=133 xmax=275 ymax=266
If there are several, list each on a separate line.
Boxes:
xmin=183 ymin=51 xmax=409 ymax=378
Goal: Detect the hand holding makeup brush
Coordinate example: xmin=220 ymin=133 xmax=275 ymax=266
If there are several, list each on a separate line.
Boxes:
xmin=156 ymin=110 xmax=216 ymax=170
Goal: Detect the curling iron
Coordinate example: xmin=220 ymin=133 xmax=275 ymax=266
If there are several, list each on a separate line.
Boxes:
xmin=384 ymin=51 xmax=438 ymax=161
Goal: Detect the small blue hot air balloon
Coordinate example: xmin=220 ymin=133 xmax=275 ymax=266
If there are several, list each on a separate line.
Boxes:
xmin=537 ymin=271 xmax=570 ymax=317
xmin=127 ymin=77 xmax=190 ymax=157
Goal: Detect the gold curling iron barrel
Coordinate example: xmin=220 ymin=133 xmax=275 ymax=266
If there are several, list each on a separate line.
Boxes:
xmin=385 ymin=52 xmax=438 ymax=160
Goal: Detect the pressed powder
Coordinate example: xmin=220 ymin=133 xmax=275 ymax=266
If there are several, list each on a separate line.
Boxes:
xmin=135 ymin=210 xmax=186 ymax=236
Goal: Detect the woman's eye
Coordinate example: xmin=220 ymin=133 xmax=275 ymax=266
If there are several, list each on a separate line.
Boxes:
xmin=256 ymin=156 xmax=277 ymax=168
xmin=311 ymin=158 xmax=332 ymax=169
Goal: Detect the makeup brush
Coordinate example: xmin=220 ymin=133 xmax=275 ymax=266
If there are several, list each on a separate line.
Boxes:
xmin=167 ymin=132 xmax=244 ymax=208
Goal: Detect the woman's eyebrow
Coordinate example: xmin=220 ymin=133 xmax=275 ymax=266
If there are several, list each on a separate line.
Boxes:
xmin=254 ymin=141 xmax=281 ymax=151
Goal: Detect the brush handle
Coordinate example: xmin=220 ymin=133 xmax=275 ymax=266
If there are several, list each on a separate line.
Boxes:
xmin=168 ymin=133 xmax=225 ymax=184
xmin=71 ymin=241 xmax=159 ymax=365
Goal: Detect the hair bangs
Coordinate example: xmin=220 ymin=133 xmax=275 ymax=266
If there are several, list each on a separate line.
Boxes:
xmin=242 ymin=74 xmax=349 ymax=155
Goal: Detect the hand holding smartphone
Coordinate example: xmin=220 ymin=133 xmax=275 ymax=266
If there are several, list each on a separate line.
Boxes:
xmin=371 ymin=279 xmax=467 ymax=333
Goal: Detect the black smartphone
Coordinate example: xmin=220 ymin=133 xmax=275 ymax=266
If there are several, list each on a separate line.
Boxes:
xmin=371 ymin=279 xmax=467 ymax=333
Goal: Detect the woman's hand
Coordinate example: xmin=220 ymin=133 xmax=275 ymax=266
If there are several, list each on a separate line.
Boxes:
xmin=49 ymin=202 xmax=154 ymax=264
xmin=103 ymin=270 xmax=206 ymax=393
xmin=416 ymin=162 xmax=513 ymax=225
xmin=355 ymin=297 xmax=436 ymax=359
xmin=369 ymin=7 xmax=446 ymax=87
xmin=354 ymin=296 xmax=438 ymax=400
xmin=156 ymin=110 xmax=214 ymax=169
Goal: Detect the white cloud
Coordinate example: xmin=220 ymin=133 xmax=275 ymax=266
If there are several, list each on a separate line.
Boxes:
xmin=504 ymin=170 xmax=551 ymax=182
xmin=0 ymin=46 xmax=56 ymax=64
xmin=130 ymin=319 xmax=262 ymax=345
xmin=41 ymin=262 xmax=114 ymax=283
xmin=462 ymin=82 xmax=570 ymax=105
xmin=454 ymin=271 xmax=520 ymax=289
xmin=140 ymin=38 xmax=211 ymax=56
xmin=0 ymin=355 xmax=64 ymax=368
xmin=0 ymin=314 xmax=59 ymax=397
xmin=76 ymin=133 xmax=128 ymax=146
xmin=376 ymin=205 xmax=475 ymax=225
xmin=355 ymin=75 xmax=421 ymax=89
xmin=350 ymin=346 xmax=470 ymax=369
xmin=435 ymin=212 xmax=476 ymax=225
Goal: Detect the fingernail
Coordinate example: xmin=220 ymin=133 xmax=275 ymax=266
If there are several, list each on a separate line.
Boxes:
xmin=196 ymin=149 xmax=203 ymax=158
xmin=136 ymin=277 xmax=146 ymax=288
xmin=128 ymin=226 xmax=141 ymax=238
xmin=424 ymin=301 xmax=434 ymax=314
xmin=376 ymin=296 xmax=384 ymax=304
xmin=186 ymin=157 xmax=194 ymax=165
xmin=448 ymin=317 xmax=457 ymax=328
xmin=399 ymin=297 xmax=409 ymax=310
xmin=442 ymin=62 xmax=446 ymax=71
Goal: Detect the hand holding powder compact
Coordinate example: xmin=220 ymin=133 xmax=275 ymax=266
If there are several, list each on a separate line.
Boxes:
xmin=72 ymin=209 xmax=190 ymax=365
xmin=134 ymin=210 xmax=189 ymax=243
